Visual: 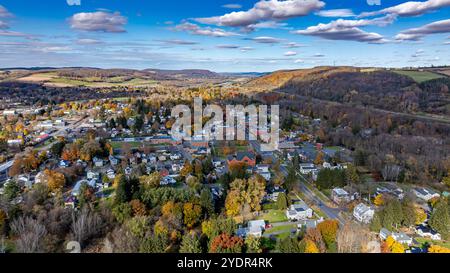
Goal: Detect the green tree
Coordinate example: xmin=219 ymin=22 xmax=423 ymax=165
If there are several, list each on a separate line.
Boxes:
xmin=179 ymin=233 xmax=202 ymax=253
xmin=370 ymin=211 xmax=382 ymax=232
xmin=3 ymin=180 xmax=20 ymax=201
xmin=276 ymin=192 xmax=288 ymax=210
xmin=245 ymin=235 xmax=262 ymax=253
xmin=199 ymin=188 xmax=214 ymax=216
xmin=112 ymin=203 xmax=133 ymax=223
xmin=284 ymin=165 xmax=298 ymax=192
xmin=275 ymin=237 xmax=301 ymax=253
xmin=345 ymin=164 xmax=360 ymax=185
xmin=429 ymin=199 xmax=450 ymax=239
xmin=140 ymin=234 xmax=169 ymax=253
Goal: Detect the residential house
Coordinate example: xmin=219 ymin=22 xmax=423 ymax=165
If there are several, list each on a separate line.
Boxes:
xmin=247 ymin=220 xmax=266 ymax=237
xmin=255 ymin=164 xmax=271 ymax=181
xmin=93 ymin=157 xmax=104 ymax=167
xmin=414 ymin=188 xmax=440 ymax=202
xmin=72 ymin=179 xmax=96 ymax=196
xmin=87 ymin=171 xmax=100 ymax=180
xmin=331 ymin=188 xmax=351 ymax=204
xmin=379 ymin=228 xmax=413 ymax=245
xmin=286 ymin=201 xmax=313 ymax=221
xmin=297 ymin=218 xmax=324 ymax=231
xmin=415 ymin=225 xmax=442 ymax=241
xmin=227 ymin=152 xmax=256 ymax=167
xmin=299 ymin=163 xmax=317 ymax=175
xmin=109 ymin=155 xmax=119 ymax=166
xmin=236 ymin=220 xmax=266 ymax=238
xmin=161 ymin=176 xmax=176 ymax=186
xmin=353 ymin=203 xmax=375 ymax=224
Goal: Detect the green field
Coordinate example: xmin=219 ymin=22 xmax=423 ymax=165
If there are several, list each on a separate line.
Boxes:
xmin=109 ymin=141 xmax=161 ymax=150
xmin=393 ymin=70 xmax=444 ymax=83
xmin=264 ymin=224 xmax=297 ymax=235
xmin=257 ymin=209 xmax=288 ymax=223
xmin=414 ymin=237 xmax=450 ymax=249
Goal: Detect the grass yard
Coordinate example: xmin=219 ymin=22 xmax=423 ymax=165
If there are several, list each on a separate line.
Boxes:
xmin=109 ymin=141 xmax=160 ymax=150
xmin=414 ymin=237 xmax=450 ymax=249
xmin=258 ymin=209 xmax=288 ymax=223
xmin=393 ymin=70 xmax=444 ymax=83
xmin=264 ymin=223 xmax=297 ymax=235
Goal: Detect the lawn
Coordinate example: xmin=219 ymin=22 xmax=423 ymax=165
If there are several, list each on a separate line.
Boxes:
xmin=264 ymin=224 xmax=297 ymax=235
xmin=109 ymin=141 xmax=160 ymax=150
xmin=393 ymin=70 xmax=444 ymax=83
xmin=258 ymin=209 xmax=288 ymax=223
xmin=414 ymin=237 xmax=450 ymax=249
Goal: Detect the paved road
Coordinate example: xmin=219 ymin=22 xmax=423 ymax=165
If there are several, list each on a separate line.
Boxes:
xmin=250 ymin=139 xmax=345 ymax=224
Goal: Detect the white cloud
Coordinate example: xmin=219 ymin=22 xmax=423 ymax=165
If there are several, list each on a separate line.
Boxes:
xmin=313 ymin=53 xmax=325 ymax=57
xmin=69 ymin=11 xmax=127 ymax=33
xmin=360 ymin=0 xmax=450 ymax=18
xmin=245 ymin=20 xmax=289 ymax=32
xmin=249 ymin=36 xmax=284 ymax=43
xmin=240 ymin=46 xmax=254 ymax=52
xmin=395 ymin=19 xmax=450 ymax=41
xmin=283 ymin=42 xmax=306 ymax=48
xmin=0 ymin=5 xmax=13 ymax=18
xmin=76 ymin=38 xmax=102 ymax=45
xmin=174 ymin=22 xmax=240 ymax=37
xmin=67 ymin=0 xmax=81 ymax=6
xmin=39 ymin=46 xmax=73 ymax=53
xmin=284 ymin=51 xmax=297 ymax=56
xmin=222 ymin=4 xmax=242 ymax=9
xmin=0 ymin=20 xmax=8 ymax=29
xmin=195 ymin=0 xmax=324 ymax=29
xmin=294 ymin=59 xmax=304 ymax=63
xmin=293 ymin=15 xmax=396 ymax=43
xmin=315 ymin=9 xmax=355 ymax=17
xmin=156 ymin=39 xmax=198 ymax=45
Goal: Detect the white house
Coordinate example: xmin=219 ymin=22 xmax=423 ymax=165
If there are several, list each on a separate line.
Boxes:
xmin=415 ymin=225 xmax=442 ymax=241
xmin=109 ymin=155 xmax=119 ymax=166
xmin=286 ymin=201 xmax=313 ymax=221
xmin=379 ymin=228 xmax=412 ymax=246
xmin=93 ymin=157 xmax=104 ymax=167
xmin=161 ymin=176 xmax=176 ymax=186
xmin=299 ymin=163 xmax=317 ymax=175
xmin=246 ymin=220 xmax=266 ymax=237
xmin=353 ymin=203 xmax=375 ymax=224
xmin=87 ymin=171 xmax=100 ymax=180
xmin=331 ymin=188 xmax=351 ymax=204
xmin=255 ymin=164 xmax=271 ymax=181
xmin=414 ymin=188 xmax=440 ymax=201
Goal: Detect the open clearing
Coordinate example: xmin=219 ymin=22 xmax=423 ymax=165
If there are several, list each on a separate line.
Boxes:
xmin=393 ymin=70 xmax=444 ymax=83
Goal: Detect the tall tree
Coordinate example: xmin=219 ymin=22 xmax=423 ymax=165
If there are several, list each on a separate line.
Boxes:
xmin=179 ymin=233 xmax=202 ymax=253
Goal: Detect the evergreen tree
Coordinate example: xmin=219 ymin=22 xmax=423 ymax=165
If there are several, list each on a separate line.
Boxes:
xmin=179 ymin=234 xmax=202 ymax=253
xmin=370 ymin=211 xmax=382 ymax=232
xmin=276 ymin=192 xmax=288 ymax=210
xmin=200 ymin=188 xmax=214 ymax=216
xmin=429 ymin=200 xmax=450 ymax=239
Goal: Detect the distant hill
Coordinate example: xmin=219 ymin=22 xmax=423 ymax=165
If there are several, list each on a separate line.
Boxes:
xmin=247 ymin=66 xmax=450 ymax=115
xmin=143 ymin=69 xmax=222 ymax=79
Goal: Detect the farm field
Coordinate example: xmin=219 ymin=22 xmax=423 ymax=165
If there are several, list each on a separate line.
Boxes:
xmin=393 ymin=70 xmax=444 ymax=83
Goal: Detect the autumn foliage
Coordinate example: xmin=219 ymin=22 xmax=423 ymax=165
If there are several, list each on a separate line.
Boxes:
xmin=209 ymin=233 xmax=244 ymax=253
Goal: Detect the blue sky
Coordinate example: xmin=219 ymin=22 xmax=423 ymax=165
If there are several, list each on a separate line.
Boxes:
xmin=0 ymin=0 xmax=449 ymax=72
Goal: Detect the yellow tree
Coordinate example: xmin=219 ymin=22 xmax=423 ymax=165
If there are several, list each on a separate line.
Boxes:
xmin=428 ymin=245 xmax=450 ymax=253
xmin=304 ymin=239 xmax=320 ymax=253
xmin=374 ymin=194 xmax=384 ymax=206
xmin=44 ymin=169 xmax=66 ymax=193
xmin=225 ymin=190 xmax=242 ymax=217
xmin=415 ymin=208 xmax=427 ymax=225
